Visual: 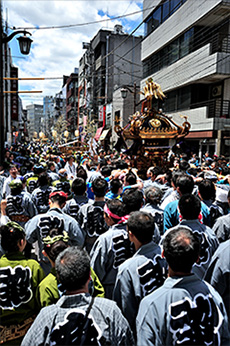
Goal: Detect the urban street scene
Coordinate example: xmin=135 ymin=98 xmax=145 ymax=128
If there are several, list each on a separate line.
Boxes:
xmin=0 ymin=0 xmax=230 ymax=345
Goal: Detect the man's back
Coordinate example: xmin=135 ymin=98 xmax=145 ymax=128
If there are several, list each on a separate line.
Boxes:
xmin=90 ymin=223 xmax=133 ymax=299
xmin=212 ymin=213 xmax=230 ymax=243
xmin=22 ymin=293 xmax=134 ymax=346
xmin=179 ymin=220 xmax=219 ymax=279
xmin=113 ymin=241 xmax=167 ymax=332
xmin=136 ymin=274 xmax=229 ymax=346
xmin=25 ymin=207 xmax=85 ymax=263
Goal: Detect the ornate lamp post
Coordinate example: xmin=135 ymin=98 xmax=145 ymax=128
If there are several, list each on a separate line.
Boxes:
xmin=0 ymin=0 xmax=33 ymax=162
xmin=120 ymin=82 xmax=139 ymax=113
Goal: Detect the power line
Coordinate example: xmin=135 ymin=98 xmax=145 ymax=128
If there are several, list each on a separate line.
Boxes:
xmin=10 ymin=5 xmax=148 ymax=31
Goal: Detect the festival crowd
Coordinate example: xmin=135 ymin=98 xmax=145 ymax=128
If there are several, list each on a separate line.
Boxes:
xmin=0 ymin=142 xmax=230 ymax=345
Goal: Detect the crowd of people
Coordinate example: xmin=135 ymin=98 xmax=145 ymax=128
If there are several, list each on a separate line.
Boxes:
xmin=0 ymin=141 xmax=230 ymax=345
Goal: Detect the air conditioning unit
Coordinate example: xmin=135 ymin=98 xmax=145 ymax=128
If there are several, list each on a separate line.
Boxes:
xmin=211 ymin=85 xmax=222 ymax=98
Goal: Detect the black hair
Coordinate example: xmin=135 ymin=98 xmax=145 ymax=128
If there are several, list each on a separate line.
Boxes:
xmin=125 ymin=170 xmax=137 ymax=185
xmin=179 ymin=194 xmax=201 ymax=220
xmin=100 ymin=165 xmax=113 ymax=177
xmin=50 ymin=193 xmax=67 ymax=206
xmin=105 ymin=199 xmax=125 ymax=223
xmin=38 ymin=172 xmax=50 ymax=187
xmin=44 ymin=229 xmax=68 ymax=263
xmin=179 ymin=160 xmax=190 ymax=171
xmin=0 ymin=224 xmax=25 ymax=253
xmin=72 ymin=177 xmax=86 ymax=196
xmin=110 ymin=178 xmax=123 ymax=194
xmin=55 ymin=247 xmax=90 ymax=291
xmin=122 ymin=188 xmax=143 ymax=213
xmin=9 ymin=164 xmax=17 ymax=170
xmin=77 ymin=166 xmax=87 ymax=181
xmin=187 ymin=167 xmax=198 ymax=177
xmin=66 ymin=155 xmax=74 ymax=162
xmin=144 ymin=186 xmax=163 ymax=205
xmin=163 ymin=226 xmax=200 ymax=273
xmin=91 ymin=176 xmax=108 ymax=197
xmin=176 ymin=174 xmax=194 ymax=194
xmin=127 ymin=211 xmax=155 ymax=243
xmin=10 ymin=186 xmax=23 ymax=196
xmin=47 ymin=161 xmax=56 ymax=170
xmin=149 ymin=166 xmax=162 ymax=178
xmin=172 ymin=170 xmax=185 ymax=187
xmin=198 ymin=179 xmax=216 ymax=201
xmin=165 ymin=170 xmax=172 ymax=185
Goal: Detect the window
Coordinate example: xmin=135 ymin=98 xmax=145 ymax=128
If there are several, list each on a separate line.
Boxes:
xmin=169 ymin=38 xmax=179 ymax=64
xmin=145 ymin=16 xmax=153 ymax=37
xmin=143 ymin=27 xmax=195 ymax=78
xmin=165 ymin=90 xmax=177 ymax=112
xmin=178 ymin=86 xmax=191 ymax=110
xmin=162 ymin=0 xmax=170 ymax=22
xmin=152 ymin=7 xmax=162 ymax=31
xmin=180 ymin=29 xmax=193 ymax=58
xmin=164 ymin=87 xmax=191 ymax=112
xmin=170 ymin=0 xmax=181 ymax=15
xmin=161 ymin=46 xmax=169 ymax=69
xmin=144 ymin=0 xmax=187 ymax=37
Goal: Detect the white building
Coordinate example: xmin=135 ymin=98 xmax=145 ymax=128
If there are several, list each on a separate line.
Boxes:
xmin=26 ymin=104 xmax=43 ymax=139
xmin=142 ymin=0 xmax=230 ymax=157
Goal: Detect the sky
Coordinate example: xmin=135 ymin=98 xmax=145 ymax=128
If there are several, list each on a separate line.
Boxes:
xmin=2 ymin=0 xmax=144 ymax=108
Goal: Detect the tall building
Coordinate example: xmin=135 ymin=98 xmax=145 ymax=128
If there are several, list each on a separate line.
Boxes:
xmin=141 ymin=0 xmax=230 ymax=157
xmin=43 ymin=96 xmax=54 ymax=136
xmin=26 ymin=104 xmax=43 ymax=139
xmin=79 ymin=25 xmax=142 ymax=146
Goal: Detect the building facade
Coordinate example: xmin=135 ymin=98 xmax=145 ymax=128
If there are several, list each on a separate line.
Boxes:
xmin=26 ymin=104 xmax=43 ymax=139
xmin=78 ymin=25 xmax=143 ymax=146
xmin=142 ymin=0 xmax=230 ymax=157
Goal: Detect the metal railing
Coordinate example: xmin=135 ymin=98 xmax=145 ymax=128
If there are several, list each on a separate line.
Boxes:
xmin=190 ymin=99 xmax=230 ymax=118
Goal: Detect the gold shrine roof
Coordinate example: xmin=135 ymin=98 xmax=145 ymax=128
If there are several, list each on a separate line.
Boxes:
xmin=120 ymin=110 xmax=191 ymax=140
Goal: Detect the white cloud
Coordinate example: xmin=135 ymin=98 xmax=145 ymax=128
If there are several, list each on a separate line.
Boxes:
xmin=2 ymin=0 xmax=143 ymax=107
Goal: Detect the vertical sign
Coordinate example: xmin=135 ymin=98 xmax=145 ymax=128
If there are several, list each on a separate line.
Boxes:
xmin=11 ymin=67 xmax=18 ymax=121
xmin=98 ymin=105 xmax=103 ymax=122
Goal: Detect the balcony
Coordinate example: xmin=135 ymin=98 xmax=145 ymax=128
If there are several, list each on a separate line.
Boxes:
xmin=211 ymin=33 xmax=230 ymax=54
xmin=191 ymin=99 xmax=230 ymax=118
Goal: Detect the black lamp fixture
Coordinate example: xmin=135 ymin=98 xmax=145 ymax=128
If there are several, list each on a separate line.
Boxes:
xmin=120 ymin=83 xmax=140 ymax=113
xmin=121 ymin=87 xmax=128 ymax=99
xmin=2 ymin=30 xmax=33 ymax=55
xmin=17 ymin=32 xmax=33 ymax=55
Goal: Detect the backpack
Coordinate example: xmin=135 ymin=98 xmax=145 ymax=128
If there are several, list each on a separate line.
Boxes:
xmin=84 ymin=204 xmax=108 ymax=237
xmin=49 ymin=298 xmax=102 ymax=346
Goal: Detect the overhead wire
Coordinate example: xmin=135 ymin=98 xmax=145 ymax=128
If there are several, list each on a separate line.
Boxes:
xmin=13 ymin=0 xmax=230 ymax=105
xmin=10 ymin=4 xmax=151 ymax=31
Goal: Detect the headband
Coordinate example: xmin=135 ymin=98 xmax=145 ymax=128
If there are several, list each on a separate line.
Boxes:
xmin=49 ymin=191 xmax=68 ymax=199
xmin=43 ymin=230 xmax=69 ymax=246
xmin=104 ymin=204 xmax=129 ymax=224
xmin=6 ymin=221 xmax=24 ymax=233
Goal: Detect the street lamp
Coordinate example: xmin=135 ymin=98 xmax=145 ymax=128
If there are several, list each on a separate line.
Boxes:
xmin=3 ymin=30 xmax=33 ymax=54
xmin=120 ymin=82 xmax=140 ymax=113
xmin=0 ymin=9 xmax=33 ymax=163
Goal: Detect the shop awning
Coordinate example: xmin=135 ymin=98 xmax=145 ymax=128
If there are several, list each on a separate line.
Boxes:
xmin=94 ymin=127 xmax=104 ymax=141
xmin=99 ymin=128 xmax=111 ymax=141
